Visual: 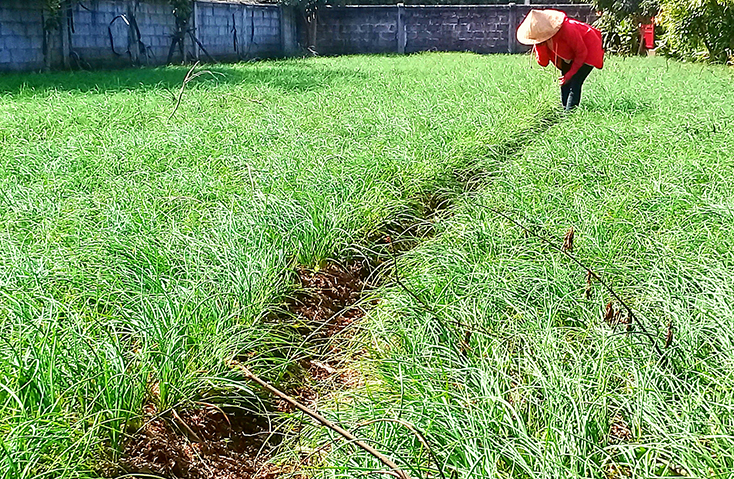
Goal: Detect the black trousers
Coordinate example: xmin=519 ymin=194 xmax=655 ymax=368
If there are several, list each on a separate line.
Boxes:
xmin=560 ymin=62 xmax=593 ymax=111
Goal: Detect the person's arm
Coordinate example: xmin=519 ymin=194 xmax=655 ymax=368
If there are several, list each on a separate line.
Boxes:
xmin=534 ymin=43 xmax=550 ymax=67
xmin=559 ymin=23 xmax=588 ymax=84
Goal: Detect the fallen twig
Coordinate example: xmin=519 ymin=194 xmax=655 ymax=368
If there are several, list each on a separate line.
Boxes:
xmin=353 ymin=418 xmax=447 ymax=479
xmin=482 ymin=205 xmax=667 ymax=363
xmin=228 ymin=360 xmax=412 ymax=479
xmin=168 ymin=61 xmax=218 ymax=121
xmin=169 ymin=61 xmax=199 ymax=121
xmin=171 ymin=408 xmax=203 ymax=443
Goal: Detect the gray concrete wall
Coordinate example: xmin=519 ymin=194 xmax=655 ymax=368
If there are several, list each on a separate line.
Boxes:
xmin=0 ymin=1 xmax=595 ymax=72
xmin=65 ymin=0 xmax=179 ymax=68
xmin=316 ymin=6 xmax=398 ymax=55
xmin=194 ymin=2 xmax=285 ymax=61
xmin=404 ymin=5 xmax=513 ymax=54
xmin=0 ymin=0 xmax=298 ymax=71
xmin=0 ymin=0 xmax=48 ymax=71
xmin=316 ymin=4 xmax=598 ymax=55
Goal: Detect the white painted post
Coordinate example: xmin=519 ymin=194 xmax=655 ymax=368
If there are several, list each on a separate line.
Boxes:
xmin=397 ymin=3 xmax=405 ymax=54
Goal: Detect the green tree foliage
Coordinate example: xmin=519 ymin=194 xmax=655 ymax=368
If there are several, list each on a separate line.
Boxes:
xmin=169 ymin=0 xmax=193 ymax=24
xmin=594 ymin=0 xmax=658 ymax=18
xmin=282 ymin=0 xmax=323 ymax=49
xmin=42 ymin=0 xmax=63 ymax=30
xmin=591 ymin=0 xmax=658 ymax=54
xmin=328 ymin=0 xmax=585 ymax=3
xmin=658 ymin=0 xmax=734 ymax=62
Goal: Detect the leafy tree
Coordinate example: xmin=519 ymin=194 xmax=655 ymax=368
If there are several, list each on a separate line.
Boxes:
xmin=167 ymin=0 xmax=194 ymax=63
xmin=42 ymin=0 xmax=63 ymax=31
xmin=282 ymin=0 xmax=325 ymax=50
xmin=591 ymin=0 xmax=659 ymax=54
xmin=657 ymin=0 xmax=734 ymax=62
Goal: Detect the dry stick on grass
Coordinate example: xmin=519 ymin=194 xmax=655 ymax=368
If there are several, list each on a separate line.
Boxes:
xmin=168 ymin=61 xmax=217 ymax=121
xmin=228 ymin=360 xmax=412 ymax=479
xmin=386 ymin=236 xmax=505 ymax=343
xmin=352 ymin=418 xmax=448 ymax=479
xmin=483 ymin=206 xmax=667 ymax=363
xmin=171 ymin=408 xmax=203 ymax=443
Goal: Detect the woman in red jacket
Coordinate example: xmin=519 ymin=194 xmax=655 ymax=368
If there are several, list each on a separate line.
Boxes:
xmin=517 ymin=10 xmax=604 ymax=111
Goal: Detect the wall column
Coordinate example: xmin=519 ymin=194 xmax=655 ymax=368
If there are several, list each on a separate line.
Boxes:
xmin=397 ymin=3 xmax=406 ymax=54
xmin=508 ymin=3 xmax=517 ymax=54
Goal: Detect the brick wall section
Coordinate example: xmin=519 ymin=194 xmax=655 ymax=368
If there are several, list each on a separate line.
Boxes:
xmin=195 ymin=2 xmax=283 ymax=61
xmin=316 ymin=4 xmax=597 ymax=55
xmin=0 ymin=0 xmax=296 ymax=71
xmin=281 ymin=5 xmax=298 ymax=55
xmin=0 ymin=1 xmax=595 ymax=72
xmin=316 ymin=6 xmax=398 ymax=55
xmin=0 ymin=0 xmax=47 ymax=71
xmin=133 ymin=0 xmax=182 ymax=63
xmin=405 ymin=5 xmax=511 ymax=54
xmin=66 ymin=0 xmax=176 ymax=68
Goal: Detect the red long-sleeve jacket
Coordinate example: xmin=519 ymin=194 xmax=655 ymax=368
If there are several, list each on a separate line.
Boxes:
xmin=534 ymin=18 xmax=604 ymax=83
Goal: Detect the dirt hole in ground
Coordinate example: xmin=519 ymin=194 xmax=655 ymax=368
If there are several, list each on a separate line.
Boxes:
xmin=275 ymin=260 xmax=374 ymax=409
xmin=116 ymin=259 xmax=374 ymax=478
xmin=116 ymin=404 xmax=279 ymax=479
xmin=288 ymin=260 xmax=373 ymax=339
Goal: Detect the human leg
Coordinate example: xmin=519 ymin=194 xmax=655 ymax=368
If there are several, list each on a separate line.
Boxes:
xmin=565 ymin=64 xmax=593 ymax=111
xmin=560 ymin=61 xmax=572 ymax=108
xmin=561 ymin=82 xmax=572 ymax=108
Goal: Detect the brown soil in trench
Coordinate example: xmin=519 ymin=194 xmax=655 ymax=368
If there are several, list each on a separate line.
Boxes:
xmin=116 ymin=112 xmax=576 ymax=478
xmin=116 ymin=261 xmax=371 ymax=479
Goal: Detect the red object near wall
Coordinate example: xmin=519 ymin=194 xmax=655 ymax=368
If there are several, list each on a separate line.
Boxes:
xmin=640 ymin=20 xmax=655 ymax=49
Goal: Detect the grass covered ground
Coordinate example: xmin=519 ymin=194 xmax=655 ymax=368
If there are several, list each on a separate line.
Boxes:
xmin=1 ymin=54 xmax=733 ymax=478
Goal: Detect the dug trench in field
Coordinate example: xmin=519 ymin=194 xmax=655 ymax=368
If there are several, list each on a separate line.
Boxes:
xmin=254 ymin=102 xmax=680 ymax=474
xmin=453 ymin=108 xmax=566 ymax=191
xmin=115 ymin=261 xmax=376 ymax=479
xmin=115 ymin=107 xmax=571 ymax=479
xmin=116 ymin=404 xmax=278 ymax=479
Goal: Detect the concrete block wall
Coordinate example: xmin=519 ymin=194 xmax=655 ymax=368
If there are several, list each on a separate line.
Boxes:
xmin=1 ymin=1 xmax=596 ymax=72
xmin=132 ymin=0 xmax=182 ymax=63
xmin=0 ymin=0 xmax=296 ymax=72
xmin=281 ymin=4 xmax=298 ymax=55
xmin=68 ymin=1 xmax=160 ymax=67
xmin=316 ymin=6 xmax=398 ymax=55
xmin=315 ymin=4 xmax=598 ymax=55
xmin=405 ymin=5 xmax=511 ymax=54
xmin=0 ymin=0 xmax=48 ymax=71
xmin=195 ymin=2 xmax=283 ymax=60
xmin=67 ymin=0 xmax=193 ymax=66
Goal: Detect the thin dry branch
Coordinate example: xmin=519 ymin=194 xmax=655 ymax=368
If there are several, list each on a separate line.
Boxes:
xmin=228 ymin=360 xmax=412 ymax=479
xmin=483 ymin=205 xmax=667 ymax=363
xmin=168 ymin=61 xmax=219 ymax=121
xmin=353 ymin=418 xmax=447 ymax=479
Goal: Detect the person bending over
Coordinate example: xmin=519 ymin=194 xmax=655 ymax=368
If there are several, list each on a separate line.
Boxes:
xmin=517 ymin=9 xmax=604 ymax=111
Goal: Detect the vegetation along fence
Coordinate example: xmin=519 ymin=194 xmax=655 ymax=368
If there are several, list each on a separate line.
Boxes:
xmin=0 ymin=0 xmax=595 ymax=72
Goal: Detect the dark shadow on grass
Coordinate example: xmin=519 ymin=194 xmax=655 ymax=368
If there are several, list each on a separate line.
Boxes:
xmin=0 ymin=61 xmax=369 ymax=96
xmin=455 ymin=107 xmax=566 ymax=190
xmin=581 ymin=95 xmax=654 ymax=116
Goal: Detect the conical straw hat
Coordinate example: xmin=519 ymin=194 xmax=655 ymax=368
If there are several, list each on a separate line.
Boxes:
xmin=517 ymin=9 xmax=567 ymax=45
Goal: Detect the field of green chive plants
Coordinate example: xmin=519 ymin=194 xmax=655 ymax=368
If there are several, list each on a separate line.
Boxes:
xmin=0 ymin=54 xmax=732 ymax=479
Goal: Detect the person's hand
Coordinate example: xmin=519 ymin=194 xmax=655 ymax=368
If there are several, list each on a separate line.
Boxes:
xmin=559 ymin=75 xmax=568 ymax=85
